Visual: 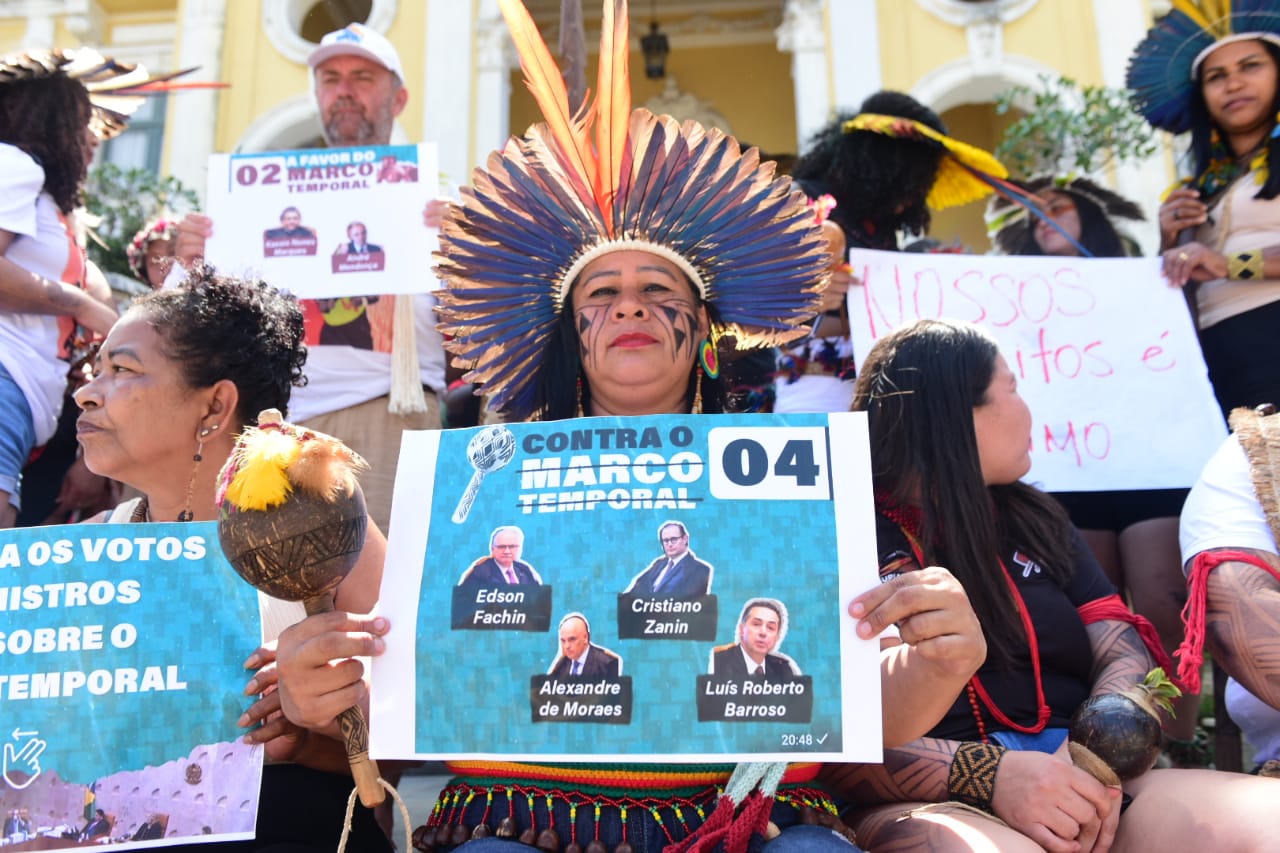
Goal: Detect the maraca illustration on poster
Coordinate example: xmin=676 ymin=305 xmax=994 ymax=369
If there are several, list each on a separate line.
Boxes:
xmin=452 ymin=425 xmax=517 ymax=523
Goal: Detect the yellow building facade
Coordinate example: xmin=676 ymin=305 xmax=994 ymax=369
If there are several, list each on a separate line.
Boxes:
xmin=2 ymin=0 xmax=1175 ymax=252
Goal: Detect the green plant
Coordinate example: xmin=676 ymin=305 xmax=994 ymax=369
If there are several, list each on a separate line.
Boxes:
xmin=82 ymin=162 xmax=200 ymax=279
xmin=995 ymin=75 xmax=1158 ymax=180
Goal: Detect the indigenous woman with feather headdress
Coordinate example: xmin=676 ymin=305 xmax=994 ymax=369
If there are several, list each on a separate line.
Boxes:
xmin=263 ymin=1 xmax=984 ymax=850
xmin=1130 ymin=1 xmax=1280 ymax=419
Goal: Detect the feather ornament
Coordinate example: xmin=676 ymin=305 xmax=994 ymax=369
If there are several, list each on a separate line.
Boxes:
xmin=595 ymin=0 xmax=631 ymax=234
xmin=840 ymin=114 xmax=1008 ymax=210
xmin=1128 ymin=0 xmax=1280 ymax=133
xmin=498 ymin=0 xmax=600 ymax=217
xmin=218 ymin=409 xmax=367 ymax=512
xmin=435 ymin=3 xmax=829 ymax=421
xmin=220 ymin=425 xmax=300 ymax=512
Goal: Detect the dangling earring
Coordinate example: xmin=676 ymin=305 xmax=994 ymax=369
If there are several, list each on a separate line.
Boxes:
xmin=698 ymin=338 xmax=720 ymax=379
xmin=179 ymin=423 xmax=218 ymax=522
xmin=692 ymin=370 xmax=703 ymax=415
xmin=575 ymin=375 xmax=585 ymax=418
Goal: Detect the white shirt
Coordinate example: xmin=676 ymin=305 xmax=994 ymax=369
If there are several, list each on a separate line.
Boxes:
xmin=0 ymin=144 xmax=83 ymax=445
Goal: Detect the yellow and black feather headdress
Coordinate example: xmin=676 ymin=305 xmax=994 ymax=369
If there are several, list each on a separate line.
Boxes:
xmin=435 ymin=0 xmax=828 ymax=422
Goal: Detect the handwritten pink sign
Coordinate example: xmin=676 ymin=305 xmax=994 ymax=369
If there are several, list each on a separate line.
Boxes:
xmin=848 ymin=250 xmax=1226 ymax=491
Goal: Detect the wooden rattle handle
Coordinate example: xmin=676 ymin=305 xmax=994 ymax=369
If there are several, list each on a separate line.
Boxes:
xmin=337 ymin=705 xmax=385 ymax=806
xmin=304 ymin=594 xmax=385 ymax=806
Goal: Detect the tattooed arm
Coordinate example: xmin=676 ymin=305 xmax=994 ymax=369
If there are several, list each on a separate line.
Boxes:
xmin=1204 ymin=548 xmax=1280 ymax=709
xmin=0 ymin=231 xmax=117 ymax=335
xmin=821 ymin=736 xmax=1116 ymax=852
xmin=1085 ymin=618 xmax=1154 ymax=698
xmin=820 ymin=737 xmax=954 ymax=804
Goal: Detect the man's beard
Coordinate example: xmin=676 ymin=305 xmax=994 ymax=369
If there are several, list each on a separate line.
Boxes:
xmin=323 ymin=99 xmax=393 ymax=146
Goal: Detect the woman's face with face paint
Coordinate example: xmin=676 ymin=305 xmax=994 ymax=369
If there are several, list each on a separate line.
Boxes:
xmin=569 ymin=250 xmax=709 ymax=416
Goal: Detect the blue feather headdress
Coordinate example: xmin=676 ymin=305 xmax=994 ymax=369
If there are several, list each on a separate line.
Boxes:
xmin=1127 ymin=0 xmax=1280 ymax=134
xmin=434 ymin=0 xmax=827 ymax=422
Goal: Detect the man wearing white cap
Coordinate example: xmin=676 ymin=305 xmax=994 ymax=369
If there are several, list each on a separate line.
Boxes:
xmin=175 ymin=23 xmax=447 ymax=533
xmin=308 ymin=23 xmax=408 ymax=147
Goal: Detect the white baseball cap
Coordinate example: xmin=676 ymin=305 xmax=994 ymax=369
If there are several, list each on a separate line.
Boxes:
xmin=307 ymin=23 xmax=404 ymax=82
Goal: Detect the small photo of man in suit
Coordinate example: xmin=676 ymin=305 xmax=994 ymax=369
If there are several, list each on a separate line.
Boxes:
xmin=708 ymin=597 xmax=801 ymax=681
xmin=549 ymin=612 xmax=621 ymax=678
xmin=264 ymin=206 xmax=315 ymax=239
xmin=457 ymin=525 xmax=543 ymax=586
xmin=338 ymin=221 xmax=383 ymax=254
xmin=624 ymin=520 xmax=713 ymax=597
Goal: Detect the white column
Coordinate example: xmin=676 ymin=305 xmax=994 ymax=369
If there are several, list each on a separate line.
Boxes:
xmin=164 ymin=0 xmax=226 ymax=202
xmin=21 ymin=3 xmax=56 ymax=48
xmin=776 ymin=0 xmax=830 ymax=151
xmin=62 ymin=0 xmax=106 ymax=44
xmin=1092 ymin=0 xmax=1169 ymax=255
xmin=472 ymin=0 xmax=513 ymax=174
xmin=827 ymin=0 xmax=881 ymax=115
xmin=422 ymin=0 xmax=477 ymax=189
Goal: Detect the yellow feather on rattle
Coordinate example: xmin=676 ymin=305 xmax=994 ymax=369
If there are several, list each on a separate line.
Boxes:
xmin=217 ymin=408 xmax=367 ymax=512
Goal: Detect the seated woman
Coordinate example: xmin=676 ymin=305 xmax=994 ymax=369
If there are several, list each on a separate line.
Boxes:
xmin=987 ymin=176 xmax=1202 ymax=756
xmin=829 ymin=318 xmax=1280 ymax=852
xmin=74 ymin=265 xmax=394 ymax=852
xmin=272 ymin=3 xmax=986 ymax=852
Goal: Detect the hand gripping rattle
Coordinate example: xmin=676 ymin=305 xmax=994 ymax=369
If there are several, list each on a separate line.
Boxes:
xmin=215 ymin=409 xmax=384 ymax=806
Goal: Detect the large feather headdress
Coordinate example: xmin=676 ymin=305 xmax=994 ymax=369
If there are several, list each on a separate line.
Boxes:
xmin=435 ymin=0 xmax=828 ymax=422
xmin=1127 ymin=0 xmax=1280 ymax=134
xmin=0 ymin=48 xmax=209 ymax=140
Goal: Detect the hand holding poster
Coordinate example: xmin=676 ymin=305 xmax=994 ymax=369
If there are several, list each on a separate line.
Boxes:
xmin=204 ymin=144 xmax=440 ymax=298
xmin=373 ymin=413 xmax=882 ymax=762
xmin=0 ymin=522 xmax=263 ymax=850
xmin=848 ymin=250 xmax=1227 ymax=491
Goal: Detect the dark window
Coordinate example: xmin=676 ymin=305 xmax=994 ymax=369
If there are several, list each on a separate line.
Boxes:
xmin=300 ymin=0 xmax=373 ymax=43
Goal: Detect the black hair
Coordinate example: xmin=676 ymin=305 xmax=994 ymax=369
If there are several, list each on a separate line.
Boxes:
xmin=1188 ymin=39 xmax=1280 ymax=201
xmin=739 ymin=597 xmax=784 ymax=627
xmin=1013 ymin=191 xmax=1130 ymax=258
xmin=533 ymin=273 xmax=729 ymax=421
xmin=791 ymin=91 xmax=947 ymax=242
xmin=0 ymin=74 xmax=92 ymax=214
xmin=851 ymin=319 xmax=1074 ymax=665
xmin=130 ymin=265 xmax=307 ymax=424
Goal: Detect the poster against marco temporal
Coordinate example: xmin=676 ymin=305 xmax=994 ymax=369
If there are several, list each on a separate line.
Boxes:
xmin=372 ymin=412 xmax=882 ymax=762
xmin=204 ymin=143 xmax=440 ymax=298
xmin=848 ymin=249 xmax=1227 ymax=492
xmin=0 ymin=522 xmax=263 ymax=850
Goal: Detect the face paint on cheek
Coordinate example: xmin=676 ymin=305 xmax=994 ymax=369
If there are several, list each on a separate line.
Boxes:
xmin=575 ymin=307 xmax=607 ymax=369
xmin=655 ymin=302 xmax=699 ymax=361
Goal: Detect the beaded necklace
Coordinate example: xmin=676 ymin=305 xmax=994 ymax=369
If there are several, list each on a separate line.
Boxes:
xmin=877 ymin=497 xmax=1052 ymax=744
xmin=1195 ymin=123 xmax=1275 ymax=198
